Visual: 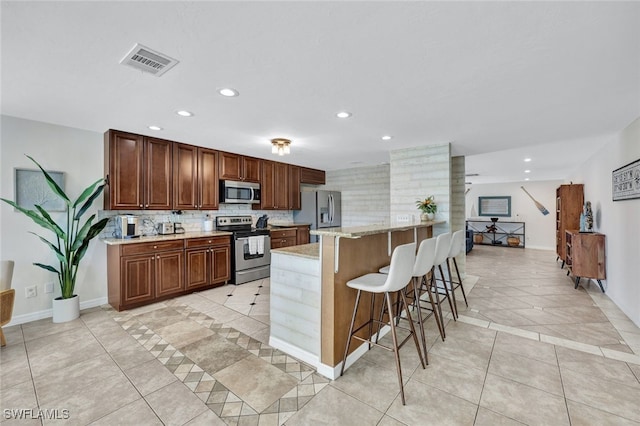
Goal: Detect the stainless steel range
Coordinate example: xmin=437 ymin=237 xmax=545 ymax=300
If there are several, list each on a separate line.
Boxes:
xmin=216 ymin=216 xmax=271 ymax=285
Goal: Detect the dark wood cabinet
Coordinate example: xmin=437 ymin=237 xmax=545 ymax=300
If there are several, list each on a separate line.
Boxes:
xmin=566 ymin=231 xmax=606 ymax=292
xmin=219 ymin=152 xmax=261 ymax=182
xmin=104 ymin=130 xmax=172 ymax=210
xmin=173 ymin=144 xmax=219 ymax=210
xmin=300 ymin=167 xmax=326 ymax=185
xmin=120 ymin=255 xmax=154 ymax=306
xmin=270 ymin=228 xmax=297 ymax=249
xmin=185 ymin=236 xmax=230 ymax=290
xmin=288 ymin=165 xmax=301 ymax=210
xmin=259 ymin=160 xmax=289 ymax=210
xmin=295 ymin=225 xmax=310 ymax=245
xmin=556 ymin=184 xmax=584 ymax=262
xmin=155 ymin=250 xmax=185 ymax=297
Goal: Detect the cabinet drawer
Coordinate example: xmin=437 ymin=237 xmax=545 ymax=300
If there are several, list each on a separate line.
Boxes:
xmin=185 ymin=236 xmax=230 ymax=249
xmin=121 ymin=240 xmax=184 ymax=256
xmin=271 ymin=237 xmax=297 ymax=249
xmin=270 ymin=229 xmax=297 ymax=239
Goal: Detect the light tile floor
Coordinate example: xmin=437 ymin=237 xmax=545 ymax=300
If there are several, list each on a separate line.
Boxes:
xmin=1 ymin=245 xmax=640 ymax=425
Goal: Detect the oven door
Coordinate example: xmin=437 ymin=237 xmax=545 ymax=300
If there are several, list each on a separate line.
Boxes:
xmin=235 ymin=235 xmax=271 ymax=270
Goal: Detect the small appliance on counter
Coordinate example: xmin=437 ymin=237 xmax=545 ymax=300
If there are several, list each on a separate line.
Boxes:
xmin=157 ymin=222 xmax=174 ymax=235
xmin=174 ymin=222 xmax=185 ymax=234
xmin=256 ymin=214 xmax=269 ymax=229
xmin=114 ymin=215 xmax=141 ymax=239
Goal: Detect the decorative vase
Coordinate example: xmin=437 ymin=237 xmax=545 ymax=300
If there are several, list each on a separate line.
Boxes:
xmin=507 ymin=236 xmax=521 ymax=247
xmin=473 ymin=234 xmax=483 ymax=244
xmin=52 ymin=294 xmax=80 ymax=323
xmin=420 ymin=213 xmax=435 ymax=222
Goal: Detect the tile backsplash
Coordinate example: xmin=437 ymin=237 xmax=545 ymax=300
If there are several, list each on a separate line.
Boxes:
xmin=98 ymin=204 xmax=293 ymax=239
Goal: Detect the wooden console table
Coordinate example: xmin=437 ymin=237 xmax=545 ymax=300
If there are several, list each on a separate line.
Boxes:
xmin=565 ymin=230 xmax=606 ymax=292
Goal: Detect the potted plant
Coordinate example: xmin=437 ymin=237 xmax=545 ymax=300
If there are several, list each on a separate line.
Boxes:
xmin=416 ymin=196 xmax=437 ymax=221
xmin=1 ymin=156 xmax=108 ymax=323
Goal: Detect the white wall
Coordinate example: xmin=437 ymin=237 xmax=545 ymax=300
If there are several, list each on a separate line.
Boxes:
xmin=1 ymin=116 xmax=107 ymax=322
xmin=568 ymin=117 xmax=640 ymax=327
xmin=466 ymin=179 xmax=563 ymax=250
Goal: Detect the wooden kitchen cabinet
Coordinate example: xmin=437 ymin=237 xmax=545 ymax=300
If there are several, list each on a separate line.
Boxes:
xmin=104 ymin=130 xmax=173 ymax=210
xmin=185 ymin=236 xmax=231 ymax=290
xmin=295 ymin=224 xmax=310 ymax=245
xmin=271 ymin=228 xmax=297 ymax=248
xmin=173 ymin=143 xmax=219 ymax=210
xmin=219 ymin=152 xmax=261 ymax=182
xmin=556 ymin=184 xmax=584 ymax=263
xmin=300 ymin=167 xmax=326 ymax=185
xmin=108 ymin=240 xmax=185 ymax=311
xmin=259 ymin=160 xmax=289 ymax=210
xmin=288 ymin=165 xmax=301 ymax=210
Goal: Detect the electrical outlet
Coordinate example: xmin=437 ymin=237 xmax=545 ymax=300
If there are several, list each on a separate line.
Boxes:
xmin=25 ymin=285 xmax=37 ymax=298
xmin=44 ymin=282 xmax=54 ymax=294
xmin=396 ymin=215 xmax=410 ymax=223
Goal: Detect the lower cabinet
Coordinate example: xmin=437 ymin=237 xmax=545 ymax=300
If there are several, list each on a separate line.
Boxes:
xmin=271 ymin=228 xmax=297 ymax=249
xmin=185 ymin=237 xmax=231 ymax=290
xmin=107 ymin=235 xmax=230 ymax=311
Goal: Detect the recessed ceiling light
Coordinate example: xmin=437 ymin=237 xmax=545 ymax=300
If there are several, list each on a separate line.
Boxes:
xmin=524 ymin=158 xmax=532 ymax=162
xmin=381 ymin=135 xmax=393 ymax=141
xmin=218 ymin=88 xmax=239 ymax=97
xmin=176 ymin=110 xmax=194 ymax=117
xmin=336 ymin=111 xmax=352 ymax=118
xmin=525 ymin=178 xmax=530 ymax=181
xmin=148 ymin=125 xmax=163 ymax=131
xmin=524 ymin=170 xmax=531 ymax=173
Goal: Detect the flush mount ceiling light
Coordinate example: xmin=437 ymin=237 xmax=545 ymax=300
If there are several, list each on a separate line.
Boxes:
xmin=148 ymin=125 xmax=163 ymax=131
xmin=176 ymin=110 xmax=194 ymax=117
xmin=524 ymin=158 xmax=532 ymax=162
xmin=524 ymin=170 xmax=531 ymax=173
xmin=218 ymin=88 xmax=239 ymax=97
xmin=525 ymin=178 xmax=530 ymax=181
xmin=381 ymin=135 xmax=393 ymax=141
xmin=336 ymin=111 xmax=352 ymax=118
xmin=271 ymin=138 xmax=291 ymax=156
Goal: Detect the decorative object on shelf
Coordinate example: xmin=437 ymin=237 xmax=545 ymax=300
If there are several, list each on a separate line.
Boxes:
xmin=1 ymin=155 xmax=109 ymax=323
xmin=466 ymin=219 xmax=525 ymax=249
xmin=521 ymin=186 xmax=550 ymax=215
xmin=271 ymin=138 xmax=291 ymax=156
xmin=478 ymin=196 xmax=511 ymax=217
xmin=612 ymin=157 xmax=640 ymax=201
xmin=416 ymin=196 xmax=437 ymax=221
xmin=584 ymin=201 xmax=594 ymax=232
xmin=506 ymin=235 xmax=521 ymax=247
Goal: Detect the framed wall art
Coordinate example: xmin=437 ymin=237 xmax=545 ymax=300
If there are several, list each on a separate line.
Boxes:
xmin=14 ymin=168 xmax=66 ymax=211
xmin=478 ymin=196 xmax=511 ymax=217
xmin=612 ymin=158 xmax=640 ymax=201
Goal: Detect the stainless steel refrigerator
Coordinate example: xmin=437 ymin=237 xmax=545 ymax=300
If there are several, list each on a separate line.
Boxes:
xmin=294 ymin=191 xmax=341 ymax=243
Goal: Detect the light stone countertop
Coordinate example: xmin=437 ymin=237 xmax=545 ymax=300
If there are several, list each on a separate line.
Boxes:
xmin=269 ymin=223 xmax=312 ymax=228
xmin=101 ymin=230 xmax=233 ymax=245
xmin=309 ymin=220 xmax=445 ymax=239
xmin=271 ymin=243 xmax=319 ymax=259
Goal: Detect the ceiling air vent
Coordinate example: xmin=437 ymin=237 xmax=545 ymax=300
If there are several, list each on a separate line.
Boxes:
xmin=119 ymin=43 xmax=179 ymax=77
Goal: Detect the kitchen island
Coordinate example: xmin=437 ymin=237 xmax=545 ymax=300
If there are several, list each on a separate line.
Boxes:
xmin=269 ymin=221 xmax=443 ymax=379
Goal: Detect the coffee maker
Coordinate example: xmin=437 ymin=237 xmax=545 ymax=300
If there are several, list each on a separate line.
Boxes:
xmin=114 ymin=215 xmax=141 ymax=239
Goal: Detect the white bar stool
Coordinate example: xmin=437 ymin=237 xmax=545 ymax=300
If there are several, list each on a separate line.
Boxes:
xmin=340 ymin=242 xmax=425 ymax=406
xmin=433 ymin=233 xmax=458 ymax=319
xmin=447 ymin=230 xmax=469 ymax=309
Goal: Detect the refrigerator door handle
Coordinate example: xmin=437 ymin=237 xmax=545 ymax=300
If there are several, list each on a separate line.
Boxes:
xmin=329 ymin=194 xmax=333 ymax=224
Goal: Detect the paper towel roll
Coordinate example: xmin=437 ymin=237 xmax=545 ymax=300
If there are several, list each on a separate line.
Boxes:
xmin=204 ymin=220 xmax=213 ymax=232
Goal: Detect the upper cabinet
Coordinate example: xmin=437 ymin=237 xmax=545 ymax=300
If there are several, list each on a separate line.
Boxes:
xmin=259 ymin=160 xmax=288 ymax=210
xmin=104 ymin=130 xmax=172 ymax=210
xmin=173 ymin=143 xmax=219 ymax=210
xmin=219 ymin=152 xmax=261 ymax=183
xmin=288 ymin=165 xmax=301 ymax=210
xmin=300 ymin=167 xmax=326 ymax=185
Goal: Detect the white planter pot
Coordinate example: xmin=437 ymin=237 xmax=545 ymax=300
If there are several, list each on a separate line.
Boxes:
xmin=52 ymin=295 xmax=80 ymax=323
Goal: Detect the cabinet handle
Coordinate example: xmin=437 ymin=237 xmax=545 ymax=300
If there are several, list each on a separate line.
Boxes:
xmin=156 ymin=255 xmax=160 ymax=259
xmin=145 ymin=204 xmax=149 ymax=208
xmin=139 ymin=204 xmax=143 ymax=208
xmin=194 ymin=204 xmax=197 ymax=208
xmin=208 ymin=240 xmax=212 ymax=243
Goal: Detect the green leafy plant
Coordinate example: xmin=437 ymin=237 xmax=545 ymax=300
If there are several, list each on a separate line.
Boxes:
xmin=1 ymin=156 xmax=108 ymax=299
xmin=416 ymin=196 xmax=437 ymax=214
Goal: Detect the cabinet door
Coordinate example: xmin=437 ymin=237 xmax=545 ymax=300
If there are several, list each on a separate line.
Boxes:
xmin=186 ymin=248 xmax=209 ymax=290
xmin=288 ymin=165 xmax=301 ymax=210
xmin=173 ymin=143 xmax=198 ymax=210
xmin=155 ymin=250 xmax=185 ymax=297
xmin=145 ymin=137 xmax=173 ymax=210
xmin=260 ymin=160 xmax=276 ymax=209
xmin=300 ymin=167 xmax=326 ymax=185
xmin=242 ymin=157 xmax=262 ymax=182
xmin=199 ymin=148 xmax=219 ymax=210
xmin=121 ymin=254 xmax=154 ymax=305
xmin=211 ymin=246 xmax=230 ymax=284
xmin=106 ymin=131 xmax=144 ymax=210
xmin=296 ymin=225 xmax=310 ymax=245
xmin=219 ymin=152 xmax=242 ymax=180
xmin=273 ymin=162 xmax=289 ymax=210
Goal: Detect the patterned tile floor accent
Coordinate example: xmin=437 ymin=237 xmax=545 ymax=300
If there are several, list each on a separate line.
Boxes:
xmin=110 ymin=302 xmax=327 ymax=425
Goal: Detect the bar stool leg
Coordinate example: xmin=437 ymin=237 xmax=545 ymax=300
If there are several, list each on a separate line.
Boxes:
xmin=386 ymin=291 xmax=406 ymax=405
xmin=445 ymin=261 xmax=459 ymax=319
xmin=438 ymin=264 xmax=457 ymax=320
xmin=452 ymin=257 xmax=468 ymax=307
xmin=421 ymin=274 xmax=445 ymax=341
xmin=409 ymin=280 xmax=429 ymax=365
xmin=340 ymin=289 xmax=362 ymax=377
xmin=368 ymin=293 xmax=375 ymax=350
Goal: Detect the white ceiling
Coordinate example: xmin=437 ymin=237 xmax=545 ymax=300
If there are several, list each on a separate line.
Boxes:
xmin=2 ymin=1 xmax=639 ymax=182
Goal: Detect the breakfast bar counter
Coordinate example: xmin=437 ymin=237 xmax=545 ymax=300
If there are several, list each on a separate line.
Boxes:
xmin=269 ymin=221 xmax=443 ymax=379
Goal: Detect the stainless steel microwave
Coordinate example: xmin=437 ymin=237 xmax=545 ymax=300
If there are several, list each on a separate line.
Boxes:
xmin=219 ymin=180 xmax=261 ymax=204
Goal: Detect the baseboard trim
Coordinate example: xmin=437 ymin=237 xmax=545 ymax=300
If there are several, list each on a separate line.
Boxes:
xmin=7 ymin=297 xmax=108 ymax=326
